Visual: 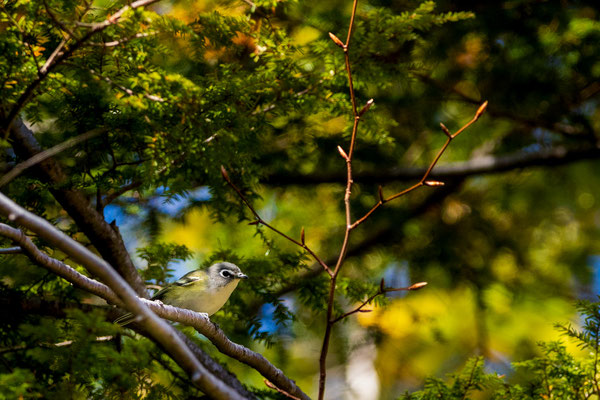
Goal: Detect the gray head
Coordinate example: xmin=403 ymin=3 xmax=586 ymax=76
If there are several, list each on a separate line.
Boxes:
xmin=207 ymin=262 xmax=248 ymax=288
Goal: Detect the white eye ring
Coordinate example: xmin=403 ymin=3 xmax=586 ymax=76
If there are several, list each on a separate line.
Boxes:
xmin=220 ymin=270 xmax=233 ymax=278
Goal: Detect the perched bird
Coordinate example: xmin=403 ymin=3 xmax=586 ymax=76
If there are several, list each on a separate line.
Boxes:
xmin=114 ymin=262 xmax=248 ymax=326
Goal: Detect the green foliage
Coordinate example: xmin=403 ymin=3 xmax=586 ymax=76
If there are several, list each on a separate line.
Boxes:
xmin=138 ymin=242 xmax=192 ymax=285
xmin=2 ymin=0 xmax=600 ymax=397
xmin=399 ymin=301 xmax=600 ymax=399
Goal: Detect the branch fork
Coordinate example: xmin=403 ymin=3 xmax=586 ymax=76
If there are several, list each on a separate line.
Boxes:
xmin=221 ymin=1 xmax=487 ymax=398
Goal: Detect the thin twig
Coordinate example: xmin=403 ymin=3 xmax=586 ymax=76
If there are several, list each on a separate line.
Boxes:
xmin=0 ymin=128 xmax=107 ymax=187
xmin=351 ymin=101 xmax=487 ymax=229
xmin=221 ymin=166 xmax=333 ymax=276
xmin=331 ymin=280 xmax=427 ymax=323
xmin=0 ymin=246 xmax=22 ymax=254
xmin=86 ymin=67 xmax=165 ymax=102
xmin=317 ymin=2 xmax=364 ymax=398
xmin=264 ymin=380 xmax=301 ymax=400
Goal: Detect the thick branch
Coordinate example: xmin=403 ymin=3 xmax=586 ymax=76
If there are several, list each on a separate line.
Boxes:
xmin=0 ymin=194 xmax=246 ymax=400
xmin=8 ymin=119 xmax=147 ymax=295
xmin=0 ymin=221 xmax=309 ymax=400
xmin=0 ymin=291 xmax=256 ymax=399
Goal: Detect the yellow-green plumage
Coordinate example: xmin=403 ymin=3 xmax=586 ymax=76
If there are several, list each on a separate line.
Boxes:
xmin=114 ymin=262 xmax=247 ymax=326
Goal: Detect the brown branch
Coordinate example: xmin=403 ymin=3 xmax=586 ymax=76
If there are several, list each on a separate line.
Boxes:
xmin=8 ymin=119 xmax=147 ymax=295
xmin=0 ymin=194 xmax=247 ymax=400
xmin=0 ymin=223 xmax=121 ymax=304
xmin=221 ymin=166 xmax=333 ymax=276
xmin=0 ymin=221 xmax=309 ymax=400
xmin=318 ymin=2 xmax=363 ymax=399
xmin=265 ymin=380 xmax=301 ymax=400
xmin=244 ymin=180 xmax=462 ymax=318
xmin=0 ymin=127 xmax=106 ymax=187
xmin=331 ymin=280 xmax=427 ymax=324
xmin=350 ymin=101 xmax=487 ymax=229
xmin=102 ymin=181 xmax=143 ymax=208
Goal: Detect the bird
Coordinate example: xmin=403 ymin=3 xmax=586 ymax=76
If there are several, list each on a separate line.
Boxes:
xmin=114 ymin=262 xmax=248 ymax=326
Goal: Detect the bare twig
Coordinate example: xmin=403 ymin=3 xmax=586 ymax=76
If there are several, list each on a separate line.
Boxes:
xmin=331 ymin=280 xmax=427 ymax=323
xmin=0 ymin=128 xmax=106 ymax=187
xmin=264 ymin=380 xmax=301 ymax=400
xmin=0 ymin=246 xmax=22 ymax=254
xmin=351 ymin=101 xmax=487 ymax=229
xmin=221 ymin=1 xmax=487 ymax=398
xmin=0 ymin=195 xmax=246 ymax=400
xmin=317 ymin=2 xmax=363 ymax=398
xmin=221 ymin=166 xmax=333 ymax=276
xmin=102 ymin=181 xmax=143 ymax=208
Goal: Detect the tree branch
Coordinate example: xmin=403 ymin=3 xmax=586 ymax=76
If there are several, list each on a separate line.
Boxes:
xmin=0 ymin=220 xmax=309 ymax=400
xmin=0 ymin=246 xmax=22 ymax=254
xmin=0 ymin=290 xmax=257 ymax=399
xmin=350 ymin=102 xmax=486 ymax=229
xmin=0 ymin=194 xmax=247 ymax=400
xmin=244 ymin=180 xmax=463 ymax=318
xmin=8 ymin=119 xmax=147 ymax=295
xmin=331 ymin=280 xmax=427 ymax=324
xmin=263 ymin=144 xmax=600 ymax=186
xmin=0 ymin=127 xmax=106 ymax=187
xmin=221 ymin=166 xmax=332 ymax=277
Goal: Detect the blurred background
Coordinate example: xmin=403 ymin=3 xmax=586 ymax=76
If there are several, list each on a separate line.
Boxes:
xmin=2 ymin=0 xmax=600 ymax=398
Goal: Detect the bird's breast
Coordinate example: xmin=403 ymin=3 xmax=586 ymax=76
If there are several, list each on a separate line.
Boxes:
xmin=171 ymin=280 xmax=239 ymax=316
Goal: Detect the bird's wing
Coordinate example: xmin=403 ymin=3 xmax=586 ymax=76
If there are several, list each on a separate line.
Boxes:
xmin=152 ymin=271 xmax=206 ymax=300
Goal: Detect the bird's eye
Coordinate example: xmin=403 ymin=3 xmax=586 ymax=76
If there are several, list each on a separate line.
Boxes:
xmin=220 ymin=270 xmax=233 ymax=278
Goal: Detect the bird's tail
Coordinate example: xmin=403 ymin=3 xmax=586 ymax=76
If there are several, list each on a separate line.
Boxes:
xmin=114 ymin=312 xmax=137 ymax=326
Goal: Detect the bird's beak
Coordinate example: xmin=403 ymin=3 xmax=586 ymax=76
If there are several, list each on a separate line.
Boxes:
xmin=237 ymin=273 xmax=248 ymax=279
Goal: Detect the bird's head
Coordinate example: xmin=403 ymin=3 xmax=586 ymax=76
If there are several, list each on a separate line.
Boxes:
xmin=207 ymin=262 xmax=248 ymax=288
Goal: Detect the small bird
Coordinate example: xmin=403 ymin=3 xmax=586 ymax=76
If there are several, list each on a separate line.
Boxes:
xmin=114 ymin=262 xmax=248 ymax=326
